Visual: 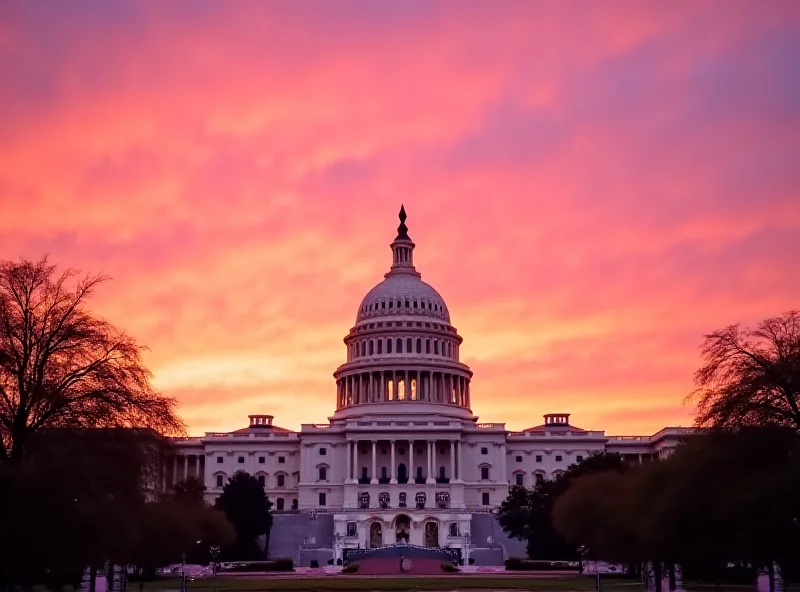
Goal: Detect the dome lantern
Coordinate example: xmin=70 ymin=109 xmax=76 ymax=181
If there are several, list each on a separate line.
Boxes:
xmin=388 ymin=204 xmax=420 ymax=278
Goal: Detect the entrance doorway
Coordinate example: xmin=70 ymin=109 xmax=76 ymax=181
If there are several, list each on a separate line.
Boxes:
xmin=369 ymin=521 xmax=383 ymax=548
xmin=424 ymin=521 xmax=439 ymax=547
xmin=395 ymin=515 xmax=410 ymax=543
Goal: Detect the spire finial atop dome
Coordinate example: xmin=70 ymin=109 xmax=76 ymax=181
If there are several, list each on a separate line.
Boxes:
xmin=396 ymin=204 xmax=410 ymax=240
xmin=387 ymin=204 xmax=419 ymax=277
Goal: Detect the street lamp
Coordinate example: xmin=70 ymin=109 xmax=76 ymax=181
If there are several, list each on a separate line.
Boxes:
xmin=209 ymin=546 xmax=220 ymax=577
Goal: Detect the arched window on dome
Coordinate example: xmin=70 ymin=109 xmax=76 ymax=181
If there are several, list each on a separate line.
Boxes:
xmin=381 ymin=301 xmax=386 ymax=309
xmin=396 ymin=338 xmax=403 ymax=353
xmin=434 ymin=341 xmax=439 ymax=355
xmin=416 ymin=338 xmax=422 ymax=353
xmin=447 ymin=342 xmax=452 ymax=358
xmin=426 ymin=339 xmax=431 ymax=354
xmin=410 ymin=376 xmax=417 ymax=401
xmin=387 ymin=339 xmax=392 ymax=354
xmin=377 ymin=339 xmax=383 ymax=354
xmin=389 ymin=300 xmax=394 ymax=309
xmin=369 ymin=340 xmax=374 ymax=355
xmin=406 ymin=337 xmax=412 ymax=353
xmin=397 ymin=299 xmax=402 ymax=309
xmin=405 ymin=300 xmax=410 ymax=308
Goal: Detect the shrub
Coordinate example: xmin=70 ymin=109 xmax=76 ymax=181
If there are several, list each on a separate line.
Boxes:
xmin=336 ymin=558 xmax=343 ymax=566
xmin=505 ymin=558 xmax=578 ymax=571
xmin=309 ymin=560 xmax=319 ymax=568
xmin=469 ymin=557 xmax=476 ymax=565
xmin=220 ymin=558 xmax=294 ymax=572
xmin=441 ymin=563 xmax=459 ymax=573
xmin=342 ymin=563 xmax=360 ymax=573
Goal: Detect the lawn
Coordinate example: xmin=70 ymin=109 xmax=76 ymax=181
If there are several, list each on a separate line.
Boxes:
xmin=142 ymin=575 xmax=637 ymax=591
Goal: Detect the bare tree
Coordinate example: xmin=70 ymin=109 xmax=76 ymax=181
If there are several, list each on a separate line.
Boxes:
xmin=0 ymin=256 xmax=184 ymax=462
xmin=687 ymin=310 xmax=800 ymax=431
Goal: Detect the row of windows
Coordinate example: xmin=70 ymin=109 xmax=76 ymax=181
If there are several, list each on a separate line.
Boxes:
xmin=349 ymin=337 xmax=458 ymax=360
xmin=345 ymin=520 xmax=461 ymax=538
xmin=218 ymin=455 xmax=288 ymax=464
xmin=355 ymin=320 xmax=456 ymax=333
xmin=356 ymin=491 xmax=451 ymax=509
xmin=476 ymin=448 xmax=583 ymax=464
xmin=214 ymin=473 xmax=293 ymax=488
xmin=360 ymin=297 xmax=446 ymax=317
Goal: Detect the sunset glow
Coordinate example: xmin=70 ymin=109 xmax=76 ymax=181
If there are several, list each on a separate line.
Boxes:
xmin=2 ymin=1 xmax=799 ymax=435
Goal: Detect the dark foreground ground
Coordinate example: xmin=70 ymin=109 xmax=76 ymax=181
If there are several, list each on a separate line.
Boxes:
xmin=141 ymin=575 xmax=800 ymax=592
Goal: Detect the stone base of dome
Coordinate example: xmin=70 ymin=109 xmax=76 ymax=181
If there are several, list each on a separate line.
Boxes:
xmin=329 ymin=401 xmax=476 ymax=424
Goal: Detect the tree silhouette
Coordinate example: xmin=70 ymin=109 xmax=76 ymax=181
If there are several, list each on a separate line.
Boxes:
xmin=214 ymin=471 xmax=273 ymax=560
xmin=171 ymin=476 xmax=207 ymax=506
xmin=688 ymin=310 xmax=800 ymax=431
xmin=0 ymin=256 xmax=184 ymax=462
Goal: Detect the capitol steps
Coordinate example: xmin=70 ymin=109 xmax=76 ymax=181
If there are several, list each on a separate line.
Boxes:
xmin=469 ymin=513 xmax=528 ymax=565
xmin=268 ymin=513 xmax=335 ymax=566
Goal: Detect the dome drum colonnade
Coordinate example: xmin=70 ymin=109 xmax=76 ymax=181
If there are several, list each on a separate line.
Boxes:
xmin=334 ymin=205 xmax=473 ymax=411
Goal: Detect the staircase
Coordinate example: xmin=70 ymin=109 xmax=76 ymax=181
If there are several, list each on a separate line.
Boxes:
xmin=267 ymin=514 xmax=312 ymax=561
xmin=268 ymin=513 xmax=335 ymax=566
xmin=469 ymin=513 xmax=527 ymax=565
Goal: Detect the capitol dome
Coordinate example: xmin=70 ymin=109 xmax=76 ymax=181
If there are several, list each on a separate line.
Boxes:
xmin=332 ymin=206 xmax=473 ymax=420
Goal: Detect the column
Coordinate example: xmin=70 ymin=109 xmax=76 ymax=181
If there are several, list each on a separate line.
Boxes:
xmin=500 ymin=443 xmax=507 ymax=484
xmin=432 ymin=440 xmax=438 ymax=480
xmin=466 ymin=381 xmax=471 ymax=408
xmin=450 ymin=441 xmax=456 ymax=480
xmin=346 ymin=441 xmax=352 ymax=481
xmin=184 ymin=455 xmax=188 ymax=480
xmin=172 ymin=455 xmax=178 ymax=485
xmin=380 ymin=371 xmax=385 ymax=401
xmin=353 ymin=440 xmax=359 ymax=480
xmin=426 ymin=441 xmax=434 ymax=483
xmin=371 ymin=441 xmax=378 ymax=483
xmin=405 ymin=370 xmax=411 ymax=400
xmin=390 ymin=440 xmax=397 ymax=483
xmin=457 ymin=441 xmax=463 ymax=480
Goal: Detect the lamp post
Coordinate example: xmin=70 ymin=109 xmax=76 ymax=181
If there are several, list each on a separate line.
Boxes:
xmin=209 ymin=546 xmax=220 ymax=577
xmin=464 ymin=532 xmax=471 ymax=566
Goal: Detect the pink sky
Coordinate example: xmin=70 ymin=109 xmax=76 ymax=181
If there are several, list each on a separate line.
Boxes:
xmin=2 ymin=1 xmax=799 ymax=436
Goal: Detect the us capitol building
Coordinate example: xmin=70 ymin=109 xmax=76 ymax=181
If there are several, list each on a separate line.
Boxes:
xmin=168 ymin=207 xmax=688 ymax=564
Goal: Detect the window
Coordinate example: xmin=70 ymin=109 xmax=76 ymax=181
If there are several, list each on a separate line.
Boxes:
xmin=555 ymin=455 xmax=563 ymax=462
xmin=576 ymin=455 xmax=583 ymax=463
xmin=397 ymin=338 xmax=402 ymax=353
xmin=292 ymin=499 xmax=298 ymax=510
xmin=481 ymin=467 xmax=490 ymax=480
xmin=378 ymin=340 xmax=383 ymax=354
xmin=238 ymin=456 xmax=244 ymax=464
xmin=319 ymin=448 xmax=327 ymax=456
xmin=416 ymin=338 xmax=422 ymax=353
xmin=359 ymin=492 xmax=370 ymax=509
xmin=216 ymin=474 xmax=223 ymax=487
xmin=416 ymin=466 xmax=423 ymax=478
xmin=277 ymin=474 xmax=285 ymax=487
xmin=387 ymin=339 xmax=392 ymax=353
xmin=434 ymin=341 xmax=439 ymax=355
xmin=318 ymin=492 xmax=327 ymax=506
xmin=481 ymin=447 xmax=488 ymax=455
xmin=276 ymin=498 xmax=284 ymax=511
xmin=406 ymin=337 xmax=412 ymax=352
xmin=426 ymin=339 xmax=431 ymax=353
xmin=258 ymin=456 xmax=265 ymax=464
xmin=318 ymin=467 xmax=327 ymax=481
xmin=535 ymin=473 xmax=545 ymax=485
xmin=369 ymin=341 xmax=374 ymax=355
xmin=381 ymin=466 xmax=387 ymax=478
xmin=449 ymin=523 xmax=459 ymax=537
xmin=379 ymin=492 xmax=390 ymax=509
xmin=361 ymin=467 xmax=369 ymax=480
xmin=535 ymin=455 xmax=542 ymax=462
xmin=278 ymin=456 xmax=285 ymax=464
xmin=217 ymin=457 xmax=223 ymax=464
xmin=346 ymin=522 xmax=357 ymax=537
xmin=399 ymin=492 xmax=407 ymax=508
xmin=515 ymin=473 xmax=524 ymax=486
xmin=257 ymin=475 xmax=265 ymax=487
xmin=482 ymin=492 xmax=490 ymax=506
xmin=439 ymin=466 xmax=446 ymax=479
xmin=415 ymin=492 xmax=426 ymax=509
xmin=436 ymin=492 xmax=450 ymax=509
xmin=516 ymin=455 xmax=523 ymax=462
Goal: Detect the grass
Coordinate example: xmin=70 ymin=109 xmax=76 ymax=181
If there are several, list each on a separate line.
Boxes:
xmin=141 ymin=575 xmax=637 ymax=591
xmin=140 ymin=576 xmax=800 ymax=592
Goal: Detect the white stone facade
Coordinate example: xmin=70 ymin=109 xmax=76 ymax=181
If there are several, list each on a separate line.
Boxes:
xmin=166 ymin=207 xmax=689 ymax=555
